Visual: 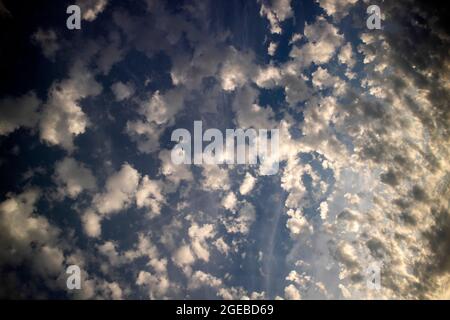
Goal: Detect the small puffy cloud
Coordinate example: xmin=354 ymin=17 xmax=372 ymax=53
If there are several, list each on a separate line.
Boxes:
xmin=159 ymin=149 xmax=193 ymax=188
xmin=40 ymin=65 xmax=102 ymax=151
xmin=286 ymin=209 xmax=312 ymax=237
xmin=127 ymin=89 xmax=184 ymax=153
xmin=213 ymin=237 xmax=230 ymax=255
xmin=188 ymin=223 xmax=215 ymax=262
xmin=223 ymin=201 xmax=256 ymax=234
xmin=188 ymin=270 xmax=222 ymax=290
xmin=259 ymin=0 xmax=293 ymax=34
xmin=239 ymin=172 xmax=256 ymax=195
xmin=0 ymin=91 xmax=40 ymax=136
xmin=173 ymin=245 xmax=196 ymax=268
xmin=136 ymin=270 xmax=170 ymax=299
xmin=76 ymin=0 xmax=108 ymax=21
xmin=93 ymin=163 xmax=140 ymax=215
xmin=124 ymin=233 xmax=159 ymax=263
xmin=338 ymin=42 xmax=356 ymax=68
xmin=82 ymin=210 xmax=102 ymax=237
xmin=136 ymin=176 xmax=166 ymax=218
xmin=0 ymin=189 xmax=66 ymax=286
xmin=317 ymin=0 xmax=358 ymax=20
xmin=268 ymin=42 xmax=278 ymax=56
xmin=221 ymin=192 xmax=237 ymax=212
xmin=111 ymin=81 xmax=134 ymax=101
xmin=53 ymin=157 xmax=96 ymax=199
xmin=284 ymin=284 xmax=301 ymax=300
xmin=201 ymin=165 xmax=230 ymax=191
xmin=232 ymin=85 xmax=277 ymax=129
xmin=32 ymin=29 xmax=59 ymax=59
xmin=219 ymin=47 xmax=253 ymax=91
xmin=290 ymin=17 xmax=343 ymax=67
xmin=311 ymin=66 xmax=341 ymax=90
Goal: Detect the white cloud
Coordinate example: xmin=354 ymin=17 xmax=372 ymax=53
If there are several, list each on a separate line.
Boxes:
xmin=127 ymin=89 xmax=184 ymax=153
xmin=223 ymin=201 xmax=256 ymax=234
xmin=0 ymin=91 xmax=40 ymax=136
xmin=82 ymin=210 xmax=102 ymax=237
xmin=136 ymin=176 xmax=166 ymax=218
xmin=268 ymin=42 xmax=278 ymax=56
xmin=284 ymin=284 xmax=301 ymax=300
xmin=221 ymin=192 xmax=237 ymax=212
xmin=290 ymin=17 xmax=343 ymax=67
xmin=173 ymin=245 xmax=196 ymax=268
xmin=93 ymin=163 xmax=140 ymax=215
xmin=136 ymin=270 xmax=170 ymax=299
xmin=286 ymin=209 xmax=312 ymax=236
xmin=239 ymin=172 xmax=256 ymax=195
xmin=219 ymin=47 xmax=253 ymax=91
xmin=188 ymin=270 xmax=222 ymax=290
xmin=201 ymin=165 xmax=230 ymax=191
xmin=40 ymin=64 xmax=102 ymax=151
xmin=76 ymin=0 xmax=108 ymax=21
xmin=213 ymin=237 xmax=230 ymax=255
xmin=259 ymin=0 xmax=293 ymax=34
xmin=32 ymin=29 xmax=60 ymax=59
xmin=317 ymin=0 xmax=358 ymax=20
xmin=188 ymin=223 xmax=215 ymax=262
xmin=338 ymin=42 xmax=356 ymax=68
xmin=111 ymin=81 xmax=134 ymax=101
xmin=53 ymin=157 xmax=96 ymax=199
xmin=0 ymin=189 xmax=66 ymax=283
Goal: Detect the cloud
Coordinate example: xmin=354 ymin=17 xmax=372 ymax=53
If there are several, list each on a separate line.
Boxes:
xmin=173 ymin=245 xmax=196 ymax=269
xmin=239 ymin=172 xmax=257 ymax=195
xmin=136 ymin=176 xmax=166 ymax=218
xmin=93 ymin=163 xmax=140 ymax=215
xmin=0 ymin=91 xmax=40 ymax=136
xmin=53 ymin=157 xmax=97 ymax=199
xmin=201 ymin=165 xmax=231 ymax=191
xmin=222 ymin=200 xmax=256 ymax=235
xmin=284 ymin=284 xmax=301 ymax=300
xmin=221 ymin=192 xmax=237 ymax=212
xmin=76 ymin=0 xmax=108 ymax=21
xmin=82 ymin=210 xmax=102 ymax=238
xmin=317 ymin=0 xmax=358 ymax=20
xmin=127 ymin=89 xmax=184 ymax=153
xmin=111 ymin=81 xmax=134 ymax=101
xmin=32 ymin=29 xmax=60 ymax=59
xmin=286 ymin=209 xmax=312 ymax=237
xmin=259 ymin=0 xmax=293 ymax=34
xmin=40 ymin=64 xmax=102 ymax=151
xmin=0 ymin=189 xmax=68 ymax=297
xmin=290 ymin=16 xmax=343 ymax=67
xmin=188 ymin=270 xmax=222 ymax=290
xmin=268 ymin=42 xmax=278 ymax=56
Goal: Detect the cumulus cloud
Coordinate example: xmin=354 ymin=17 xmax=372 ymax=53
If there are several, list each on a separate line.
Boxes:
xmin=93 ymin=163 xmax=140 ymax=215
xmin=0 ymin=189 xmax=68 ymax=297
xmin=290 ymin=16 xmax=343 ymax=67
xmin=239 ymin=172 xmax=257 ymax=195
xmin=32 ymin=29 xmax=60 ymax=59
xmin=53 ymin=157 xmax=97 ymax=199
xmin=111 ymin=81 xmax=134 ymax=101
xmin=76 ymin=0 xmax=108 ymax=21
xmin=82 ymin=210 xmax=102 ymax=238
xmin=259 ymin=0 xmax=293 ymax=34
xmin=127 ymin=89 xmax=184 ymax=153
xmin=136 ymin=176 xmax=166 ymax=218
xmin=317 ymin=0 xmax=358 ymax=21
xmin=40 ymin=64 xmax=102 ymax=151
xmin=0 ymin=91 xmax=40 ymax=136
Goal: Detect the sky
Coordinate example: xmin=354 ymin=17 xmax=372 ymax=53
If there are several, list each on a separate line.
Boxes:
xmin=0 ymin=0 xmax=449 ymax=299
